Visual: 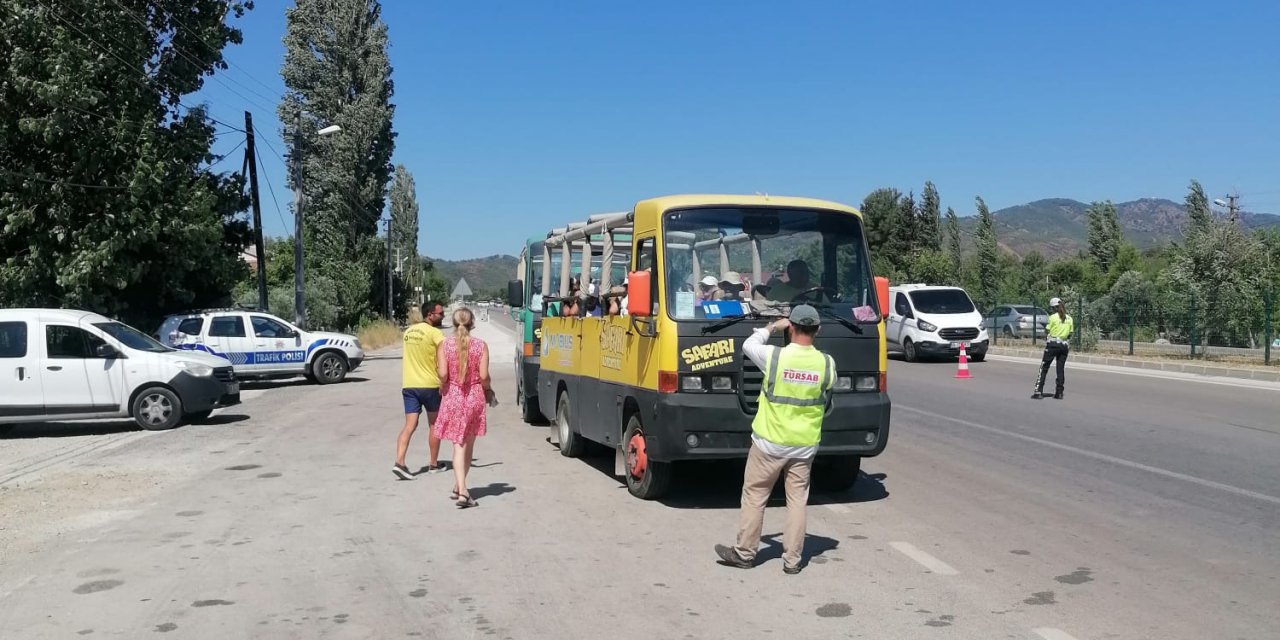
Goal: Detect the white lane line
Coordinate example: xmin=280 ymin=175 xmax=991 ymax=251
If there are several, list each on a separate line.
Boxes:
xmin=898 ymin=405 xmax=1280 ymax=507
xmin=1032 ymin=628 xmax=1081 ymax=640
xmin=889 ymin=541 xmax=959 ymax=575
xmin=985 ymin=354 xmax=1280 ymax=392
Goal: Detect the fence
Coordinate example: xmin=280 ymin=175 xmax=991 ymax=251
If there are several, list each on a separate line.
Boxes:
xmin=986 ymin=288 xmax=1277 ymax=367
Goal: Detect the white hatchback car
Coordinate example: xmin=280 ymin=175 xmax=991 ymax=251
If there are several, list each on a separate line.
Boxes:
xmin=157 ymin=309 xmax=364 ymax=384
xmin=0 ymin=309 xmax=239 ymax=432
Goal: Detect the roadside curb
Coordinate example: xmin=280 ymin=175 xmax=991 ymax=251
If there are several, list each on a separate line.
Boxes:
xmin=986 ymin=346 xmax=1280 ymax=383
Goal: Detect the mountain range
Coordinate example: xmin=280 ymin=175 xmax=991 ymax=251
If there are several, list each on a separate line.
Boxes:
xmin=962 ymin=198 xmax=1280 ymax=257
xmin=426 ymin=198 xmax=1280 ymax=293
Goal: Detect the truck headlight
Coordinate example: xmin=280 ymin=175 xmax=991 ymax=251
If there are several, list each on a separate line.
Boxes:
xmin=854 ymin=375 xmax=879 ymax=391
xmin=917 ymin=320 xmax=938 ymax=333
xmin=681 ymin=376 xmax=704 ymax=392
xmin=180 ymin=362 xmax=213 ymax=377
xmin=710 ymin=376 xmax=733 ymax=391
xmin=834 ymin=375 xmax=853 ymax=391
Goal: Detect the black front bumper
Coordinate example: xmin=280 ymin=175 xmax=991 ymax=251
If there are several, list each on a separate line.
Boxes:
xmin=172 ymin=368 xmax=239 ymax=412
xmin=917 ymin=339 xmax=987 ymax=357
xmin=642 ymin=391 xmax=891 ymax=463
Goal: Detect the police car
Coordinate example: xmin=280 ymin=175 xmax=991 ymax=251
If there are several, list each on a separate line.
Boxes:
xmin=156 ymin=309 xmax=364 ymax=384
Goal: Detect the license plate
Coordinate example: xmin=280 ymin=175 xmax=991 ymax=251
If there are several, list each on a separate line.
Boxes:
xmin=227 ymin=382 xmax=240 ymax=394
xmin=949 ymin=341 xmax=960 ymax=349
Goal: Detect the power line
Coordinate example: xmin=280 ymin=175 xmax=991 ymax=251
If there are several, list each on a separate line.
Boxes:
xmin=148 ymin=0 xmax=283 ymax=100
xmin=102 ymin=0 xmax=279 ymax=114
xmin=255 ymin=145 xmax=290 ymax=233
xmin=207 ymin=138 xmax=246 ymax=169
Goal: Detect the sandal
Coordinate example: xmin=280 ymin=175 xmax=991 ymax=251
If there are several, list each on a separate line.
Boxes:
xmin=456 ymin=495 xmax=477 ymax=509
xmin=449 ymin=489 xmax=459 ymax=500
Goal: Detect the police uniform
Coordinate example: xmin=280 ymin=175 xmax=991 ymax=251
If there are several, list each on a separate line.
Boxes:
xmin=715 ymin=305 xmax=833 ymax=574
xmin=1033 ymin=297 xmax=1074 ymax=399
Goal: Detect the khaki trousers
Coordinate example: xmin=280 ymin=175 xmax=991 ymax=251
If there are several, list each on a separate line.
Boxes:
xmin=734 ymin=444 xmax=813 ymax=568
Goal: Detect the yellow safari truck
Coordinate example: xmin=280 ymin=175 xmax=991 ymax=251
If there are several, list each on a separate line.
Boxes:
xmin=536 ymin=195 xmax=891 ymax=499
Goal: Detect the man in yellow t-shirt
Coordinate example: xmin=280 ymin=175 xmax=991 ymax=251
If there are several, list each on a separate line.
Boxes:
xmin=394 ymin=303 xmax=446 ymax=479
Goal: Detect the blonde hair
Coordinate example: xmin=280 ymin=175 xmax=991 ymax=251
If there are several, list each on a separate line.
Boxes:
xmin=452 ymin=308 xmax=475 ymax=382
xmin=407 ymin=307 xmax=424 ymax=325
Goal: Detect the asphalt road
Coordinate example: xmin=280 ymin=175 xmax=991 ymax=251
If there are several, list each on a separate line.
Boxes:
xmin=1 ymin=314 xmax=1277 ymax=639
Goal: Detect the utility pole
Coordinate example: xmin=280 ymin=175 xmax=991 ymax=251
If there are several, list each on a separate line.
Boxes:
xmin=292 ymin=112 xmax=306 ymax=329
xmin=1226 ymin=194 xmax=1240 ymax=223
xmin=386 ymin=218 xmax=394 ymax=319
xmin=244 ymin=112 xmax=268 ymax=311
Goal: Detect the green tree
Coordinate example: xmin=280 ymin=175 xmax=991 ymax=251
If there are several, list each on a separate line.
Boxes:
xmin=389 ymin=164 xmax=420 ymax=294
xmin=973 ymin=196 xmax=1000 ymax=309
xmin=918 ymin=181 xmax=942 ymax=251
xmin=1169 ymin=210 xmax=1262 ymax=348
xmin=1184 ymin=179 xmax=1212 ymax=238
xmin=0 ymin=0 xmax=254 ymax=328
xmin=898 ymin=191 xmax=918 ymax=256
xmin=1086 ymin=200 xmax=1122 ymax=274
xmin=279 ymin=0 xmax=396 ymax=328
xmin=945 ymin=206 xmax=962 ymax=276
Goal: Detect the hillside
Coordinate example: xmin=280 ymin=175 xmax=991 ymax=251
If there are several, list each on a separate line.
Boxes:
xmin=427 ymin=254 xmax=518 ymax=299
xmin=960 ymin=198 xmax=1280 ymax=257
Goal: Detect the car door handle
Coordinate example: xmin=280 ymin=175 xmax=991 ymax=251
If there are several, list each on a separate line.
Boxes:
xmin=15 ymin=366 xmax=24 ymax=381
xmin=46 ymin=365 xmax=62 ymax=372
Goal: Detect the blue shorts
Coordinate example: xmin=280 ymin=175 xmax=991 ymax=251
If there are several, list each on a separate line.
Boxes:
xmin=402 ymin=388 xmax=442 ymax=414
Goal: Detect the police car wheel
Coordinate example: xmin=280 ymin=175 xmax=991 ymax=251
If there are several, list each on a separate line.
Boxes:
xmin=622 ymin=415 xmax=672 ymax=500
xmin=556 ymin=392 xmax=585 ymax=458
xmin=312 ymin=352 xmax=348 ymax=384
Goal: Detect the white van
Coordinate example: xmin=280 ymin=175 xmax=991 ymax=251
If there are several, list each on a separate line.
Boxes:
xmin=0 ymin=309 xmax=239 ymax=432
xmin=886 ymin=285 xmax=989 ymax=362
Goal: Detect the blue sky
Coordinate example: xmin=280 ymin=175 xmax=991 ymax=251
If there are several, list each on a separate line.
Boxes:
xmin=198 ymin=0 xmax=1280 ymax=260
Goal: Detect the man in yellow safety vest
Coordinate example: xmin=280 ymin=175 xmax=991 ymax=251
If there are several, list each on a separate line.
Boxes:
xmin=1033 ymin=297 xmax=1074 ymax=399
xmin=715 ymin=304 xmax=834 ymax=575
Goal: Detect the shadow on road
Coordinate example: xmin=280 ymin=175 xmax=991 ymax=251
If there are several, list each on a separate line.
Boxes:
xmin=751 ymin=533 xmax=840 ymax=569
xmin=0 ymin=420 xmax=141 ymax=439
xmin=470 ymin=482 xmax=517 ymax=500
xmin=199 ymin=413 xmax=251 ymax=426
xmin=241 ymin=376 xmax=368 ymax=390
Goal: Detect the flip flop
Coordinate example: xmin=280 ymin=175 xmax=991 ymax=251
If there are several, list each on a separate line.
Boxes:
xmin=456 ymin=496 xmax=477 ymax=509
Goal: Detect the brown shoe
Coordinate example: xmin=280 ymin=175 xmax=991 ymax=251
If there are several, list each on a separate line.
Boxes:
xmin=714 ymin=544 xmax=752 ymax=569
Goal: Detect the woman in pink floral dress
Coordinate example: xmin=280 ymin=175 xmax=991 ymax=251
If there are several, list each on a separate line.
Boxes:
xmin=433 ymin=308 xmax=494 ymax=508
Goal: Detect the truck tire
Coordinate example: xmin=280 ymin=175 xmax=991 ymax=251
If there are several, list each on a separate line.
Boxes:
xmin=812 ymin=455 xmax=861 ymax=493
xmin=903 ymin=338 xmax=919 ymax=363
xmin=132 ymin=387 xmax=184 ymax=431
xmin=622 ymin=414 xmax=672 ymax=500
xmin=556 ymin=392 xmax=585 ymax=458
xmin=312 ymin=352 xmax=348 ymax=385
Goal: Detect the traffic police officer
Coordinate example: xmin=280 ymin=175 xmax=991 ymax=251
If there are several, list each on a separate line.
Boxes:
xmin=715 ymin=304 xmax=834 ymax=575
xmin=1033 ymin=297 xmax=1074 ymax=399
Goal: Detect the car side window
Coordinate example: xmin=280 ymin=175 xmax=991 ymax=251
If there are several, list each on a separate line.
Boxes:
xmin=895 ymin=293 xmax=911 ymax=317
xmin=208 ymin=316 xmax=246 ymax=338
xmin=251 ymin=316 xmax=291 ymax=338
xmin=45 ymin=325 xmax=107 ymax=359
xmin=177 ymin=318 xmax=204 ymax=335
xmin=0 ymin=321 xmax=28 ymax=358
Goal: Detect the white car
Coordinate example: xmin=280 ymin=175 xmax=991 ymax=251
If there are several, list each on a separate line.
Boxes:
xmin=886 ymin=284 xmax=989 ymax=362
xmin=0 ymin=309 xmax=239 ymax=432
xmin=157 ymin=309 xmax=364 ymax=384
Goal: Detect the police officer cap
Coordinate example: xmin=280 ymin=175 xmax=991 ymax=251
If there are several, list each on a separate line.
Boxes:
xmin=790 ymin=304 xmax=821 ymax=327
xmin=1049 ymin=297 xmax=1063 ymax=307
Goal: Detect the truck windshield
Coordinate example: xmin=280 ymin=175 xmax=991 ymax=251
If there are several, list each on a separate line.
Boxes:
xmin=663 ymin=207 xmax=875 ymax=320
xmin=909 ymin=289 xmax=976 ymax=314
xmin=94 ymin=321 xmax=172 ymax=353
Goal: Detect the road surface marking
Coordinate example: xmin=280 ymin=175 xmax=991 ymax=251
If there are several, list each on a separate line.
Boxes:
xmin=899 ymin=405 xmax=1280 ymax=507
xmin=889 ymin=541 xmax=959 ymax=575
xmin=986 ymin=354 xmax=1280 ymax=392
xmin=1032 ymin=628 xmax=1081 ymax=640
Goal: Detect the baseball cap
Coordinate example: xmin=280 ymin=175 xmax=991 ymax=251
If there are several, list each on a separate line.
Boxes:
xmin=789 ymin=304 xmax=821 ymax=327
xmin=1049 ymin=297 xmax=1062 ymax=307
xmin=700 ymin=276 xmax=718 ymax=287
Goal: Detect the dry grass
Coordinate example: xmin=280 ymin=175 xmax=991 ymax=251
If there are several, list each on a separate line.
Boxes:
xmin=357 ymin=319 xmax=402 ymax=351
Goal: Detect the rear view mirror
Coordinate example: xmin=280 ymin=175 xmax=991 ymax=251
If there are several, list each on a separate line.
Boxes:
xmin=874 ymin=276 xmax=890 ymax=321
xmin=507 ymin=280 xmax=524 ymax=308
xmin=742 ymin=214 xmax=780 ymax=236
xmin=627 ymin=271 xmax=652 ymax=317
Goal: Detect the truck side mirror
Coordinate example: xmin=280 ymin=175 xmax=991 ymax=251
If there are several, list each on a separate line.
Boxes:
xmin=96 ymin=343 xmax=121 ymax=359
xmin=626 ymin=271 xmax=652 ymax=317
xmin=507 ymin=280 xmax=524 ymax=308
xmin=874 ymin=276 xmax=890 ymax=321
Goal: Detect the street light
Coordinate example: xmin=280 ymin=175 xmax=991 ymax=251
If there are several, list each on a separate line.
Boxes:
xmin=293 ymin=118 xmax=342 ymax=329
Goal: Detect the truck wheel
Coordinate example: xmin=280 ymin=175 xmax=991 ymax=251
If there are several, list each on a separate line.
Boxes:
xmin=521 ymin=393 xmax=544 ymax=424
xmin=812 ymin=455 xmax=861 ymax=493
xmin=556 ymin=392 xmax=585 ymax=458
xmin=312 ymin=352 xmax=348 ymax=384
xmin=903 ymin=338 xmax=919 ymax=362
xmin=622 ymin=415 xmax=672 ymax=500
xmin=132 ymin=387 xmax=184 ymax=431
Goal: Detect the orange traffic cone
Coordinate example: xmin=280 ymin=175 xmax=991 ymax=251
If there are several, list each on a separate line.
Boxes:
xmin=955 ymin=342 xmax=972 ymax=379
